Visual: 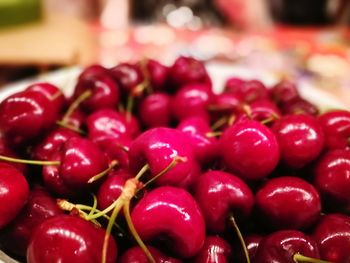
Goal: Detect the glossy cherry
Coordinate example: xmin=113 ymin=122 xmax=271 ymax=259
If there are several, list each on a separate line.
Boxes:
xmin=120 ymin=246 xmax=182 ymax=263
xmin=314 ymin=149 xmax=350 ymax=212
xmin=128 ymin=127 xmax=201 ymax=188
xmin=138 ymin=92 xmax=172 ymax=128
xmin=171 ymin=83 xmax=213 ymax=121
xmin=254 ymin=230 xmax=321 ymax=263
xmin=272 ymin=114 xmax=324 ymax=169
xmin=177 ymin=117 xmax=219 ymax=165
xmin=144 ymin=59 xmax=169 ymax=91
xmin=270 ymin=79 xmax=299 ymax=105
xmin=109 ymin=62 xmax=144 ymax=94
xmin=193 ymin=236 xmax=232 ymax=263
xmin=313 ymin=213 xmax=350 ymax=263
xmin=281 ymin=97 xmax=319 ymax=116
xmin=1 ymin=187 xmax=63 ymax=257
xmin=131 ymin=186 xmax=205 ymax=258
xmin=27 ymin=215 xmax=118 ymax=263
xmin=256 ymin=176 xmax=321 ymax=230
xmin=318 ymin=110 xmax=350 ymax=150
xmin=193 ymin=170 xmax=254 ymax=233
xmin=0 ymin=163 xmax=29 ymax=229
xmin=225 ymin=79 xmax=269 ymax=103
xmin=220 ymin=120 xmax=280 ymax=180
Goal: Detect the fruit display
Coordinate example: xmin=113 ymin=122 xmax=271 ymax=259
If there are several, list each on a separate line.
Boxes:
xmin=0 ymin=56 xmax=349 ymax=263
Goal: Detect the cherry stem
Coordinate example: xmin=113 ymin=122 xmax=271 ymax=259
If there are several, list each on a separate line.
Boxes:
xmin=56 ymin=120 xmax=86 ymax=135
xmin=61 ymin=89 xmax=92 ymax=122
xmin=0 ymin=155 xmax=60 ymax=166
xmin=293 ymin=253 xmax=331 ymax=263
xmin=229 ymin=215 xmax=251 ymax=263
xmin=50 ymin=90 xmax=63 ymax=101
xmin=206 ymin=131 xmax=222 ymax=138
xmin=211 ymin=116 xmax=229 ymax=131
xmin=102 ymin=178 xmax=140 ymax=263
xmin=138 ymin=156 xmax=187 ymax=192
xmin=88 ymin=194 xmax=98 ymax=217
xmin=123 ymin=199 xmax=156 ymax=263
xmin=242 ymin=104 xmax=253 ymax=119
xmin=88 ymin=160 xmax=119 ymax=184
xmin=126 ymin=95 xmax=134 ymax=122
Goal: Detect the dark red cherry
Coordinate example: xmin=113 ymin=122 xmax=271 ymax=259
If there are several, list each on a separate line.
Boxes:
xmin=209 ymin=92 xmax=243 ymax=114
xmin=0 ymin=90 xmax=56 ymax=144
xmin=193 ymin=236 xmax=232 ymax=263
xmin=60 ymin=137 xmax=109 ymax=190
xmin=110 ymin=62 xmax=144 ymax=94
xmin=129 ymin=127 xmax=201 ymax=188
xmin=281 ymin=97 xmax=319 ymax=116
xmin=102 ymin=137 xmax=131 ymax=171
xmin=225 ymin=79 xmax=268 ymax=103
xmin=314 ymin=149 xmax=350 ymax=212
xmin=254 ymin=230 xmax=320 ymax=263
xmin=131 ymin=186 xmax=206 ymax=258
xmin=193 ymin=170 xmax=254 ymax=233
xmin=120 ymin=246 xmax=182 ymax=263
xmin=318 ymin=110 xmax=350 ymax=150
xmin=73 ymin=71 xmax=120 ymax=113
xmin=138 ymin=92 xmax=172 ymax=128
xmin=270 ymin=80 xmax=299 ymax=105
xmin=0 ymin=163 xmax=29 ymax=229
xmin=236 ymin=234 xmax=263 ymax=263
xmin=145 ymin=59 xmax=169 ymax=91
xmin=0 ymin=135 xmax=27 ymax=174
xmin=220 ymin=120 xmax=280 ymax=180
xmin=272 ymin=114 xmax=324 ymax=169
xmin=313 ymin=213 xmax=350 ymax=263
xmin=32 ymin=128 xmax=80 ymax=161
xmin=256 ymin=176 xmax=321 ymax=230
xmin=177 ymin=117 xmax=219 ymax=165
xmin=27 ymin=215 xmax=118 ymax=263
xmin=224 ymin=77 xmax=245 ymax=95
xmin=1 ymin=187 xmax=63 ymax=257
xmin=78 ymin=64 xmax=109 ymax=81
xmin=171 ymin=83 xmax=213 ymax=121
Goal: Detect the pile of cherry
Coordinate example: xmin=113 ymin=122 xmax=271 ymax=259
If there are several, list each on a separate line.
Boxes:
xmin=0 ymin=56 xmax=349 ymax=263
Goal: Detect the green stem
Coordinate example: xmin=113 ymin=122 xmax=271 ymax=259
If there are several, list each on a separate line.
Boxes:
xmin=211 ymin=116 xmax=229 ymax=131
xmin=123 ymin=200 xmax=156 ymax=263
xmin=293 ymin=253 xmax=331 ymax=263
xmin=56 ymin=120 xmax=85 ymax=135
xmin=126 ymin=95 xmax=134 ymax=122
xmin=88 ymin=160 xmax=119 ymax=183
xmin=61 ymin=89 xmax=92 ymax=122
xmin=88 ymin=194 xmax=98 ymax=217
xmin=206 ymin=131 xmax=222 ymax=138
xmin=229 ymin=215 xmax=250 ymax=263
xmin=0 ymin=155 xmax=60 ymax=166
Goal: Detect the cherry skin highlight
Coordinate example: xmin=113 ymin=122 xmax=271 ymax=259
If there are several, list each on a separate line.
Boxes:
xmin=193 ymin=235 xmax=232 ymax=263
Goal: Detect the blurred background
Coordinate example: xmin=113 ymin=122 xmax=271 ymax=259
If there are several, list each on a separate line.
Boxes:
xmin=1 ymin=0 xmax=350 ymax=106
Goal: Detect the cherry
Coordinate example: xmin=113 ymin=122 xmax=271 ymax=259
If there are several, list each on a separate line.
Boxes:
xmin=0 ymin=163 xmax=29 ymax=229
xmin=144 ymin=59 xmax=169 ymax=91
xmin=128 ymin=127 xmax=201 ymax=188
xmin=256 ymin=176 xmax=321 ymax=230
xmin=0 ymin=90 xmax=56 ymax=144
xmin=314 ymin=149 xmax=350 ymax=212
xmin=177 ymin=117 xmax=219 ymax=165
xmin=272 ymin=114 xmax=324 ymax=169
xmin=102 ymin=137 xmax=131 ymax=171
xmin=224 ymin=77 xmax=245 ymax=95
xmin=235 ymin=234 xmax=263 ymax=263
xmin=254 ymin=230 xmax=321 ymax=263
xmin=209 ymin=92 xmax=243 ymax=114
xmin=281 ymin=97 xmax=319 ymax=116
xmin=73 ymin=70 xmax=120 ymax=113
xmin=138 ymin=92 xmax=172 ymax=128
xmin=78 ymin=64 xmax=109 ymax=81
xmin=220 ymin=120 xmax=280 ymax=180
xmin=0 ymin=136 xmax=27 ymax=174
xmin=171 ymin=83 xmax=213 ymax=121
xmin=318 ymin=110 xmax=350 ymax=150
xmin=225 ymin=79 xmax=269 ymax=103
xmin=270 ymin=79 xmax=299 ymax=105
xmin=131 ymin=186 xmax=205 ymax=258
xmin=1 ymin=187 xmax=63 ymax=257
xmin=32 ymin=127 xmax=80 ymax=161
xmin=86 ymin=109 xmax=139 ymax=148
xmin=109 ymin=62 xmax=144 ymax=94
xmin=168 ymin=56 xmax=209 ymax=90
xmin=120 ymin=246 xmax=182 ymax=263
xmin=26 ymin=82 xmax=66 ymax=114
xmin=27 ymin=215 xmax=118 ymax=263
xmin=193 ymin=235 xmax=232 ymax=263
xmin=193 ymin=170 xmax=254 ymax=233
xmin=313 ymin=213 xmax=350 ymax=263
xmin=57 ymin=107 xmax=86 ymax=133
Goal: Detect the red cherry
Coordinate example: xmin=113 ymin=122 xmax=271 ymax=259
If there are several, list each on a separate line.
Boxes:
xmin=138 ymin=92 xmax=172 ymax=128
xmin=27 ymin=215 xmax=118 ymax=263
xmin=193 ymin=170 xmax=254 ymax=233
xmin=318 ymin=110 xmax=350 ymax=150
xmin=235 ymin=234 xmax=263 ymax=263
xmin=193 ymin=236 xmax=232 ymax=263
xmin=254 ymin=230 xmax=321 ymax=263
xmin=0 ymin=163 xmax=29 ymax=229
xmin=0 ymin=135 xmax=27 ymax=174
xmin=314 ymin=149 xmax=350 ymax=212
xmin=272 ymin=114 xmax=325 ymax=169
xmin=131 ymin=186 xmax=206 ymax=258
xmin=220 ymin=120 xmax=280 ymax=180
xmin=313 ymin=213 xmax=350 ymax=263
xmin=281 ymin=97 xmax=319 ymax=116
xmin=120 ymin=246 xmax=181 ymax=263
xmin=110 ymin=62 xmax=144 ymax=94
xmin=145 ymin=59 xmax=169 ymax=91
xmin=1 ymin=187 xmax=63 ymax=257
xmin=256 ymin=176 xmax=321 ymax=230
xmin=270 ymin=80 xmax=299 ymax=105
xmin=224 ymin=77 xmax=245 ymax=95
